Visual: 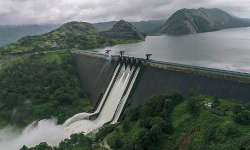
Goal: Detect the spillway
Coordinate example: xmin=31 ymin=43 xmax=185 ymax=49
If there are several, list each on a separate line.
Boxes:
xmin=64 ymin=61 xmax=140 ymax=136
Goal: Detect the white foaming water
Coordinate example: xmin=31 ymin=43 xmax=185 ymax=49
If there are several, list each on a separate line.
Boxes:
xmin=0 ymin=119 xmax=66 ymax=150
xmin=111 ymin=67 xmax=141 ymax=124
xmin=65 ymin=64 xmax=136 ymax=135
xmin=63 ymin=64 xmax=122 ymax=127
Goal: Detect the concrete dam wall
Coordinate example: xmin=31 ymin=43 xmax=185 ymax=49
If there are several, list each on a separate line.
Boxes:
xmin=129 ymin=63 xmax=250 ymax=107
xmin=72 ymin=52 xmax=117 ymax=105
xmin=72 ymin=51 xmax=250 ymax=108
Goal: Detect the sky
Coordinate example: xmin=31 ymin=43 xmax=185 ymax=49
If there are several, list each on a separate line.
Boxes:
xmin=0 ymin=0 xmax=250 ymax=25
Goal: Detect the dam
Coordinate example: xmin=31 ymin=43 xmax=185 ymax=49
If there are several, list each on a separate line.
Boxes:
xmin=64 ymin=50 xmax=250 ymax=135
xmin=64 ymin=53 xmax=141 ymax=135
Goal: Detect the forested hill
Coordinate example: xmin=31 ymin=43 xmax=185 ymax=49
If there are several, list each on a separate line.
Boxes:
xmin=0 ymin=22 xmax=108 ymax=54
xmin=0 ymin=52 xmax=92 ymax=127
xmin=0 ymin=19 xmax=164 ymax=47
xmin=24 ymin=94 xmax=250 ymax=150
xmin=93 ymin=20 xmax=165 ymax=34
xmin=0 ymin=20 xmax=145 ymax=55
xmin=159 ymin=8 xmax=250 ymax=35
xmin=101 ymin=20 xmax=145 ymax=41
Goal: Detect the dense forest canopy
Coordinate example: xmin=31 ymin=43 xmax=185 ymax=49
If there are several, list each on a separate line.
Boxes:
xmin=0 ymin=52 xmax=92 ymax=128
xmin=24 ymin=93 xmax=250 ymax=150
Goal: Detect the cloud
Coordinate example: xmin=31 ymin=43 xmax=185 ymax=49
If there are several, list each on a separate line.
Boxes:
xmin=0 ymin=0 xmax=250 ymax=25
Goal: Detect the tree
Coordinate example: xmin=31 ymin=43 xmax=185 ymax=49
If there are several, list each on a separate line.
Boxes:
xmin=31 ymin=142 xmax=53 ymax=150
xmin=240 ymin=136 xmax=250 ymax=150
xmin=112 ymin=138 xmax=124 ymax=149
xmin=129 ymin=107 xmax=140 ymax=121
xmin=186 ymin=97 xmax=200 ymax=116
xmin=232 ymin=105 xmax=243 ymax=114
xmin=139 ymin=117 xmax=152 ymax=129
xmin=168 ymin=92 xmax=184 ymax=105
xmin=234 ymin=110 xmax=250 ymax=125
xmin=0 ymin=53 xmax=92 ymax=127
xmin=149 ymin=124 xmax=163 ymax=143
xmin=136 ymin=129 xmax=151 ymax=149
xmin=222 ymin=123 xmax=241 ymax=138
xmin=122 ymin=119 xmax=130 ymax=132
xmin=212 ymin=97 xmax=220 ymax=108
xmin=203 ymin=125 xmax=218 ymax=144
xmin=20 ymin=146 xmax=29 ymax=150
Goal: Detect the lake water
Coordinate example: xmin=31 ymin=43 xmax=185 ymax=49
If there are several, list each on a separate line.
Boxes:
xmin=95 ymin=27 xmax=250 ymax=73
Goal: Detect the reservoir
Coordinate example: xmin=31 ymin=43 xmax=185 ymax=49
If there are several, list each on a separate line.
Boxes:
xmin=95 ymin=27 xmax=250 ymax=73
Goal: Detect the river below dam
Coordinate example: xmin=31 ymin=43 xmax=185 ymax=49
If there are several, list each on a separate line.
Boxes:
xmin=95 ymin=27 xmax=250 ymax=73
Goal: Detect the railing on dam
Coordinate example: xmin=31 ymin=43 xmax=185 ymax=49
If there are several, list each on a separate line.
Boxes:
xmin=147 ymin=59 xmax=250 ymax=79
xmin=72 ymin=50 xmax=250 ymax=78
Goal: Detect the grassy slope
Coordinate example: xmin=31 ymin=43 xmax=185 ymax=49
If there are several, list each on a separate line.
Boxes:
xmin=0 ymin=52 xmax=92 ymax=128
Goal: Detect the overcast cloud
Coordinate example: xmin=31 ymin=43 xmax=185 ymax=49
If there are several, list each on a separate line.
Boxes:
xmin=0 ymin=0 xmax=250 ymax=25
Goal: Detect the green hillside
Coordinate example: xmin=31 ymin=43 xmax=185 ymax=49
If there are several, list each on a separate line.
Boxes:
xmin=0 ymin=52 xmax=92 ymax=128
xmin=93 ymin=20 xmax=165 ymax=34
xmin=101 ymin=20 xmax=145 ymax=41
xmin=24 ymin=93 xmax=250 ymax=150
xmin=0 ymin=22 xmax=108 ymax=54
xmin=159 ymin=8 xmax=250 ymax=35
xmin=106 ymin=95 xmax=250 ymax=150
xmin=0 ymin=21 xmax=145 ymax=55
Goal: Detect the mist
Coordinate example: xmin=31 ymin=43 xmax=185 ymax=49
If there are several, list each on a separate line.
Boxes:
xmin=0 ymin=119 xmax=66 ymax=150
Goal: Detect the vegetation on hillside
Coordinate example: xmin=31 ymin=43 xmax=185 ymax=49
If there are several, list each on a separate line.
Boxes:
xmin=107 ymin=96 xmax=250 ymax=150
xmin=0 ymin=52 xmax=92 ymax=128
xmin=93 ymin=20 xmax=165 ymax=34
xmin=159 ymin=8 xmax=250 ymax=35
xmin=20 ymin=133 xmax=106 ymax=150
xmin=106 ymin=94 xmax=183 ymax=150
xmin=25 ymin=93 xmax=250 ymax=150
xmin=0 ymin=21 xmax=144 ymax=55
xmin=101 ymin=20 xmax=145 ymax=41
xmin=104 ymin=94 xmax=250 ymax=150
xmin=0 ymin=22 xmax=108 ymax=54
xmin=170 ymin=95 xmax=250 ymax=150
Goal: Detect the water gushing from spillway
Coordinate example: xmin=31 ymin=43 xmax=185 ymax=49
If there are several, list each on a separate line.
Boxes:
xmin=64 ymin=63 xmax=140 ymax=136
xmin=0 ymin=119 xmax=65 ymax=150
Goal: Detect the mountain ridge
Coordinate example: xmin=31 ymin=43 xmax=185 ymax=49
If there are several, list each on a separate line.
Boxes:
xmin=93 ymin=19 xmax=165 ymax=34
xmin=0 ymin=20 xmax=145 ymax=54
xmin=101 ymin=20 xmax=145 ymax=41
xmin=159 ymin=8 xmax=250 ymax=35
xmin=0 ymin=21 xmax=108 ymax=54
